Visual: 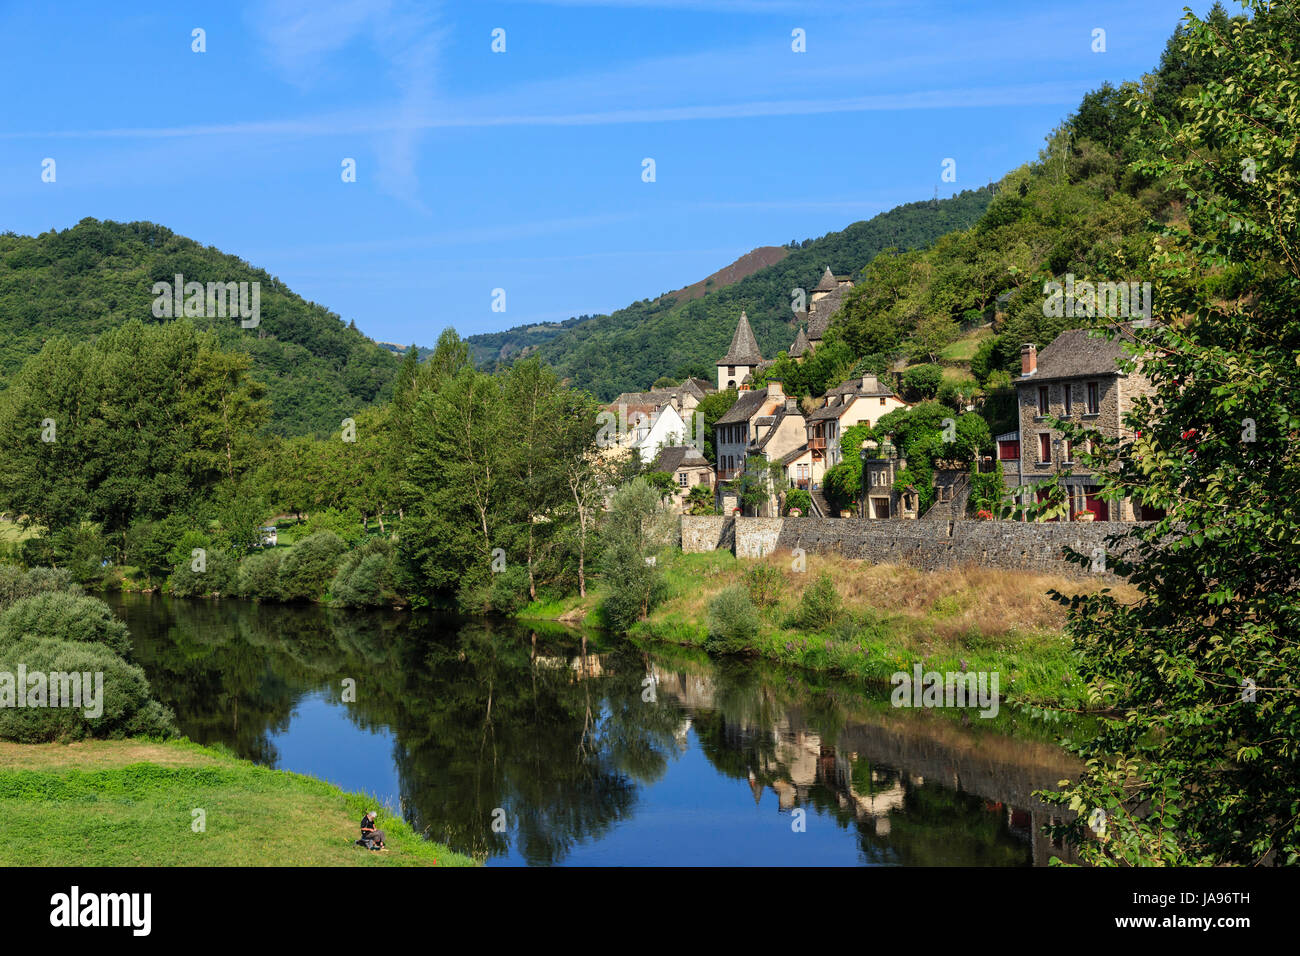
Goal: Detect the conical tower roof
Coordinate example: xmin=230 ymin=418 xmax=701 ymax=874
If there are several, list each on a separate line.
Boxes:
xmin=788 ymin=326 xmax=811 ymax=358
xmin=814 ymin=266 xmax=838 ymax=292
xmin=718 ymin=311 xmax=764 ymax=366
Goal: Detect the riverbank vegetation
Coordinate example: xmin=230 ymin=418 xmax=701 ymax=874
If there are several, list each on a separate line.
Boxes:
xmin=0 ymin=738 xmax=472 ymax=866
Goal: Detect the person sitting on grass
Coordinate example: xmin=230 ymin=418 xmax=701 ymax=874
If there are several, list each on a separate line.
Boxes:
xmin=360 ymin=811 xmax=387 ymax=850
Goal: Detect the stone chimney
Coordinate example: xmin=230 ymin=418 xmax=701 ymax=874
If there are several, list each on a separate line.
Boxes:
xmin=784 ymin=397 xmax=797 ymax=413
xmin=862 ymin=373 xmax=880 ymax=392
xmin=768 ymin=380 xmax=784 ymax=400
xmin=1021 ymin=343 xmax=1037 ymax=376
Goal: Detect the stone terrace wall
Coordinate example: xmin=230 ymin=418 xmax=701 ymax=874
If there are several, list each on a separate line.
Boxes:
xmin=680 ymin=515 xmax=733 ymax=553
xmin=682 ymin=515 xmax=1146 ymax=578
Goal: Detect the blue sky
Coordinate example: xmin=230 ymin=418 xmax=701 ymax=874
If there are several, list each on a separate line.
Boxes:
xmin=0 ymin=0 xmax=1201 ymax=346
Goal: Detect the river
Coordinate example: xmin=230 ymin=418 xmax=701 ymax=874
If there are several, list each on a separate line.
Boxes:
xmin=107 ymin=592 xmax=1079 ymax=866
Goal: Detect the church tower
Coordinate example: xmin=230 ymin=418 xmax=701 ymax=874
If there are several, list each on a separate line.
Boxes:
xmin=718 ymin=311 xmax=763 ymax=390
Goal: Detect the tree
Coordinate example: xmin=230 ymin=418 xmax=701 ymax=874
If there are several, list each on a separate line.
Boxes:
xmin=599 ymin=478 xmax=674 ymax=630
xmin=1039 ymin=1 xmax=1300 ymax=866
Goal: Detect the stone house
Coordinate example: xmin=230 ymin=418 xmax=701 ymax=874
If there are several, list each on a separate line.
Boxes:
xmin=714 ymin=380 xmax=807 ymax=515
xmin=1014 ymin=325 xmax=1160 ymax=521
xmin=650 ymin=445 xmax=714 ymax=513
xmin=805 ymin=266 xmax=854 ymax=352
xmin=861 ymin=441 xmax=920 ymax=520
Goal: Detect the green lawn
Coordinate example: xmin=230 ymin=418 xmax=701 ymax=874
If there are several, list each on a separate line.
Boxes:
xmin=0 ymin=738 xmax=476 ymax=867
xmin=939 ymin=327 xmax=992 ymax=363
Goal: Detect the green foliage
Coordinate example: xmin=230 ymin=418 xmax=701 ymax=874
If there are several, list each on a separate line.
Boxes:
xmin=1037 ymin=1 xmax=1300 ymax=866
xmin=0 ymin=218 xmax=399 ymax=436
xmin=277 ymin=532 xmax=348 ymax=602
xmin=705 ymin=584 xmax=760 ymax=653
xmin=236 ymin=548 xmax=285 ymax=601
xmin=0 ymin=592 xmax=131 ymax=657
xmin=967 ymin=461 xmax=1006 ymax=517
xmin=0 ymin=319 xmax=269 ymax=539
xmin=0 ymin=636 xmax=174 ymax=743
xmin=168 ymin=547 xmax=236 ymax=597
xmin=329 ymin=537 xmax=397 ymax=608
xmin=791 ymin=573 xmax=843 ymax=632
xmin=599 ymin=478 xmax=674 ymax=632
xmin=744 ymin=564 xmax=784 ymax=608
xmin=684 ymin=485 xmax=715 ymax=515
xmin=902 ymin=364 xmax=943 ymax=399
xmin=0 ymin=566 xmax=78 ymax=611
xmin=784 ymin=488 xmax=812 ymax=515
xmin=477 ymin=190 xmax=994 ymax=400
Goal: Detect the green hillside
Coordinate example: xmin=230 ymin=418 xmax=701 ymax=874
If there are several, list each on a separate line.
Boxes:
xmin=0 ymin=219 xmax=399 ymax=436
xmin=473 ymin=189 xmax=995 ymax=400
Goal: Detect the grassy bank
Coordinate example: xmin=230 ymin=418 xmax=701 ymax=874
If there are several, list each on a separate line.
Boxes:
xmin=621 ymin=550 xmax=1131 ymax=708
xmin=0 ymin=738 xmax=476 ymax=867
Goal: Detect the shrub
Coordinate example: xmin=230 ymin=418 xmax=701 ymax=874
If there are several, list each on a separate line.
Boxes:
xmin=300 ymin=508 xmax=366 ymax=547
xmin=706 ymin=584 xmax=760 ymax=652
xmin=0 ymin=592 xmax=131 ymax=656
xmin=0 ymin=636 xmax=174 ymax=743
xmin=902 ymin=363 xmax=943 ymax=399
xmin=784 ymin=488 xmax=812 ymax=516
xmin=330 ymin=537 xmax=397 ymax=608
xmin=792 ymin=572 xmax=842 ymax=631
xmin=277 ymin=532 xmax=348 ymax=602
xmin=0 ymin=566 xmax=79 ymax=611
xmin=236 ymin=548 xmax=285 ymax=601
xmin=168 ymin=547 xmax=237 ymax=597
xmin=745 ymin=564 xmax=784 ymax=608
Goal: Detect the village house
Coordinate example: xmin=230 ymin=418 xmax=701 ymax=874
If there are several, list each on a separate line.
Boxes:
xmin=650 ymin=445 xmax=715 ymax=514
xmin=610 ymin=377 xmax=713 ymax=420
xmin=861 ymin=439 xmax=921 ymax=521
xmin=713 ymin=351 xmax=807 ymax=515
xmin=716 ymin=311 xmax=767 ymax=390
xmin=806 ymin=373 xmax=909 ymax=470
xmin=1012 ymin=324 xmax=1160 ymax=521
xmin=600 ymin=397 xmax=690 ymax=465
xmin=804 ymin=266 xmax=854 ymax=352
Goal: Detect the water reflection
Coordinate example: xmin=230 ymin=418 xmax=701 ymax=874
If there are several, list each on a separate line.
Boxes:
xmin=109 ymin=593 xmax=1078 ymax=866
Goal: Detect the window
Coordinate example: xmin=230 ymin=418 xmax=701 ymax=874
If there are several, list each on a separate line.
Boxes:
xmin=1064 ymin=439 xmax=1073 ymax=463
xmin=677 ymin=472 xmax=688 ymax=487
xmin=1086 ymin=381 xmax=1100 ymax=414
xmin=1039 ymin=433 xmax=1052 ymax=463
xmin=1037 ymin=386 xmax=1049 ymax=415
xmin=879 ymin=397 xmax=886 ymax=405
xmin=1063 ymin=385 xmax=1073 ymax=415
xmin=728 ymin=365 xmax=735 ymax=376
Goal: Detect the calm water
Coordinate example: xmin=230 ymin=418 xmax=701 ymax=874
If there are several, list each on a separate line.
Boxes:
xmin=107 ymin=593 xmax=1078 ymax=866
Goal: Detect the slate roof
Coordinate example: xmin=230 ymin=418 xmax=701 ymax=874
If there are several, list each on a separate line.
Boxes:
xmin=716 ymin=387 xmax=770 ymax=426
xmin=807 ymin=285 xmax=852 ymax=340
xmin=719 ymin=311 xmax=764 ymax=366
xmin=814 ymin=266 xmax=839 ymax=293
xmin=1023 ymin=325 xmax=1139 ymax=384
xmin=651 ymin=445 xmax=710 ymax=474
xmin=788 ymin=326 xmax=811 ymax=358
xmin=780 ymin=444 xmax=812 ymax=465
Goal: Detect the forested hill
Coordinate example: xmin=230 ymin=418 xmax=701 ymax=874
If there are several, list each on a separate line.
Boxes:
xmin=475 ymin=188 xmax=994 ymax=400
xmin=0 ymin=218 xmax=400 ymax=436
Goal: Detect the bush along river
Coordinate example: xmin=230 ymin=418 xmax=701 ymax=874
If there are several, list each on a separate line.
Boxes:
xmin=107 ymin=592 xmax=1081 ymax=866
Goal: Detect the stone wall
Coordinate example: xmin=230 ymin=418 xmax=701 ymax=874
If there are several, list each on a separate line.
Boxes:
xmin=681 ymin=515 xmax=733 ymax=553
xmin=682 ymin=515 xmax=1145 ymax=578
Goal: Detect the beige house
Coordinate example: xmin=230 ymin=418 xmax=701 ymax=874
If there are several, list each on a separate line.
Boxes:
xmin=1014 ymin=325 xmax=1159 ymax=521
xmin=714 ymin=380 xmax=807 ymax=515
xmin=650 ymin=445 xmax=714 ymax=513
xmin=805 ymin=374 xmax=908 ymax=470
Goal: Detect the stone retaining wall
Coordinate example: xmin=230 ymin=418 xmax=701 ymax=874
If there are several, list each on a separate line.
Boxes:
xmin=681 ymin=515 xmax=1145 ymax=578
